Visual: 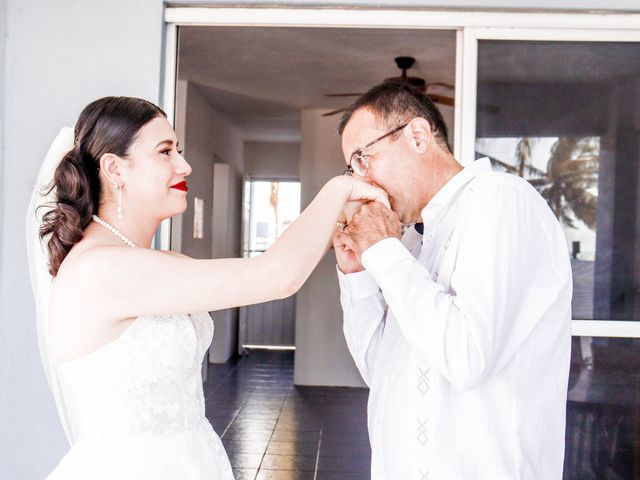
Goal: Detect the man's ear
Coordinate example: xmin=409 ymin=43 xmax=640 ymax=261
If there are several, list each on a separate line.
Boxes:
xmin=99 ymin=153 xmax=123 ymax=186
xmin=405 ymin=118 xmax=432 ymax=154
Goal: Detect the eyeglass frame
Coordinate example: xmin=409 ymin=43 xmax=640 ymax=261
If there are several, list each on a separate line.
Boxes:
xmin=343 ymin=122 xmax=409 ymax=177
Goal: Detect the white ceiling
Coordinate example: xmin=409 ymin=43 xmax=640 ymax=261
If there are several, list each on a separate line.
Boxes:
xmin=177 ymin=27 xmax=640 ymax=142
xmin=177 ymin=26 xmax=456 ymax=141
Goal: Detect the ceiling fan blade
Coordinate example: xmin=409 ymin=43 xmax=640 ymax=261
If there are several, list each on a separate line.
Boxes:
xmin=427 ymin=94 xmax=454 ymax=106
xmin=426 ymin=82 xmax=454 ymax=90
xmin=324 ymin=93 xmax=364 ymax=97
xmin=322 ymin=107 xmax=347 ymax=117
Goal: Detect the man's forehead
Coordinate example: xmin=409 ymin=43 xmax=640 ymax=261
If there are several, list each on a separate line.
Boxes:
xmin=342 ymin=109 xmax=385 ymax=147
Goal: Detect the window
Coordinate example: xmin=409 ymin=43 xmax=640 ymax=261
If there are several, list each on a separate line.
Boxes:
xmin=476 ymin=40 xmax=640 ymax=322
xmin=242 ymin=179 xmax=301 ymax=258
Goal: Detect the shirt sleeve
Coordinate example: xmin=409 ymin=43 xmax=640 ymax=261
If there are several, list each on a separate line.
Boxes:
xmin=361 ymin=180 xmax=572 ymax=391
xmin=337 ymin=266 xmax=387 ymax=387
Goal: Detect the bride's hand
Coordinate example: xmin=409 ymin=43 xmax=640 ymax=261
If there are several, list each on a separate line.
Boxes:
xmin=330 ymin=176 xmax=390 ymax=221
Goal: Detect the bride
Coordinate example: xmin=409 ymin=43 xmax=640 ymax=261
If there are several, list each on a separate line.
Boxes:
xmin=27 ymin=96 xmax=387 ymax=479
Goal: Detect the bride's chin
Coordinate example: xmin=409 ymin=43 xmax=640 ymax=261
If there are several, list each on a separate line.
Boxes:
xmin=161 ymin=203 xmax=188 ymax=220
xmin=176 ymin=202 xmax=188 ymax=215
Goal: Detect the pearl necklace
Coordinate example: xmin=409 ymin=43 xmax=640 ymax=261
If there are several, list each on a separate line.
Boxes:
xmin=92 ymin=215 xmax=137 ymax=248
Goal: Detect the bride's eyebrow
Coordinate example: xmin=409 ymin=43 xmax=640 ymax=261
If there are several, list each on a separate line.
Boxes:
xmin=154 ymin=140 xmax=174 ymax=149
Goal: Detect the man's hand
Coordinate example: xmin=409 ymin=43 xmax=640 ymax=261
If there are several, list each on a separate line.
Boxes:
xmin=333 ymin=230 xmax=364 ymax=274
xmin=346 ymin=202 xmax=402 ymax=255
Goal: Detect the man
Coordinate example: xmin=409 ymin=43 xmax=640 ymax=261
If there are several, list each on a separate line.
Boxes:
xmin=333 ymin=82 xmax=572 ymax=479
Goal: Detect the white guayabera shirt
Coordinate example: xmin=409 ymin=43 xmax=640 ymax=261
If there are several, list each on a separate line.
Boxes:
xmin=337 ymin=158 xmax=572 ymax=480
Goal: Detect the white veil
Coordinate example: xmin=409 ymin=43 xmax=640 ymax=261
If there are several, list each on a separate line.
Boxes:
xmin=26 ymin=127 xmax=76 ymax=445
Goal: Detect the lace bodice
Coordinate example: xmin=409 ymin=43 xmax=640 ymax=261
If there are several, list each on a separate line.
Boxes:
xmin=57 ymin=313 xmax=213 ymax=439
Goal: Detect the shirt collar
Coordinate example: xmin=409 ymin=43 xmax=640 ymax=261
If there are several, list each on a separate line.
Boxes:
xmin=421 ymin=157 xmax=492 ymax=218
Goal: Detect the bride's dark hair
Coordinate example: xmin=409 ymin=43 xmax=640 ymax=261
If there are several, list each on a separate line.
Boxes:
xmin=40 ymin=96 xmax=166 ymax=276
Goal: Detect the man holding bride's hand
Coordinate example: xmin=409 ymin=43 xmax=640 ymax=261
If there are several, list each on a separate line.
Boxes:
xmin=334 ymin=82 xmax=572 ymax=480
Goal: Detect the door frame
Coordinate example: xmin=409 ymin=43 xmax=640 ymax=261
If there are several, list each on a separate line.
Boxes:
xmin=160 ymin=6 xmax=640 ymax=338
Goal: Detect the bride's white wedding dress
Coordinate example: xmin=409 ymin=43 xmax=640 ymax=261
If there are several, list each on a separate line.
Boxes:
xmin=47 ymin=312 xmax=234 ymax=479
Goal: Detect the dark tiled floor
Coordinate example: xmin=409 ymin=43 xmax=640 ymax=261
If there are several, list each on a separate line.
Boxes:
xmin=205 ymin=349 xmax=640 ymax=480
xmin=204 ymin=350 xmax=371 ymax=480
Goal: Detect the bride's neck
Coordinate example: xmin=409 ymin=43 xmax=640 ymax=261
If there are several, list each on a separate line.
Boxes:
xmin=94 ymin=209 xmax=158 ymax=249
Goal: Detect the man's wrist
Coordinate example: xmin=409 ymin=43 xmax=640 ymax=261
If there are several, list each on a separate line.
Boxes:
xmin=357 ymin=235 xmax=394 ymax=257
xmin=338 ymin=263 xmax=364 ymax=275
xmin=361 ymin=237 xmax=413 ymax=274
xmin=336 ymin=265 xmax=379 ymax=300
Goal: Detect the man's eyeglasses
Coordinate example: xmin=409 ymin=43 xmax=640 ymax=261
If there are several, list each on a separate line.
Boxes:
xmin=343 ymin=123 xmax=408 ymax=177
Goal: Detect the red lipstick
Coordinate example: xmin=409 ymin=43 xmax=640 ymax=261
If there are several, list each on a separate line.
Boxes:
xmin=170 ymin=181 xmax=188 ymax=192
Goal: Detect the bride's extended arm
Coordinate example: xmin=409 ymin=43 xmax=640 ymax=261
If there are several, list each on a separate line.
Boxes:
xmin=77 ymin=176 xmax=387 ymax=318
xmin=261 ymin=175 xmax=383 ymax=295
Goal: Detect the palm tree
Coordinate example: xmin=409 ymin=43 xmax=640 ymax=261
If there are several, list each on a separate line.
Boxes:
xmin=516 ymin=137 xmax=532 ymax=178
xmin=478 ymin=136 xmax=599 ymax=230
xmin=528 ymin=137 xmax=599 ymax=230
xmin=482 ymin=137 xmax=547 ymax=180
xmin=270 ymin=182 xmax=280 ymax=237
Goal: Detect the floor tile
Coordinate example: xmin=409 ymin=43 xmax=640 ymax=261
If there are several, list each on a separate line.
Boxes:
xmin=227 ymin=452 xmax=264 ymax=469
xmin=260 ymin=454 xmax=317 ymax=471
xmin=315 ymin=472 xmax=369 ymax=480
xmin=255 ymin=470 xmax=316 ymax=480
xmin=266 ymin=441 xmax=319 ymax=456
xmin=222 ymin=438 xmax=270 ymax=454
xmin=317 ymin=455 xmax=370 ymax=473
xmin=204 ymin=350 xmax=371 ymax=479
xmin=232 ymin=468 xmax=258 ymax=480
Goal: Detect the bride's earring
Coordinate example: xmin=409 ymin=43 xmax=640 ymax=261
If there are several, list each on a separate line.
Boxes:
xmin=115 ymin=182 xmax=123 ymax=220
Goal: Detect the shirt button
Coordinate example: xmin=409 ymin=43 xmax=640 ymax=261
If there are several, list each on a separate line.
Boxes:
xmin=427 ymin=234 xmax=433 ymax=241
xmin=375 ymin=418 xmax=382 ymax=427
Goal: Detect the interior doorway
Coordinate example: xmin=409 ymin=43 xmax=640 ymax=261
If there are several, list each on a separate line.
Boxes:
xmin=172 ymin=24 xmax=457 ymax=371
xmin=239 ymin=178 xmax=301 ymax=352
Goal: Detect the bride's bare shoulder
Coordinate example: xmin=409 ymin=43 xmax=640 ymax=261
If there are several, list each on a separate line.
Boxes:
xmin=161 ymin=250 xmax=188 ymax=259
xmin=48 ymin=241 xmax=118 ymax=327
xmin=53 ymin=239 xmax=124 ymax=293
xmin=57 ymin=239 xmax=188 ymax=288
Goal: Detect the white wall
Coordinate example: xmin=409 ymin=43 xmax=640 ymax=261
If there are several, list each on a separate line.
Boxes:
xmin=244 ymin=141 xmax=300 ymax=179
xmin=174 ymin=80 xmax=245 ymax=363
xmin=0 ymin=0 xmax=163 ymax=477
xmin=0 ymin=0 xmax=6 ymax=299
xmin=294 ymin=109 xmax=367 ymax=387
xmin=0 ymin=0 xmax=7 ymax=473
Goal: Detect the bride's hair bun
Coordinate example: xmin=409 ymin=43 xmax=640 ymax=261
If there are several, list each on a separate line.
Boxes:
xmin=40 ymin=96 xmax=166 ymax=276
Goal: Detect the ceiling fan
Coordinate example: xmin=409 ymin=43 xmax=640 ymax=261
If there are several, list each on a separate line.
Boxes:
xmin=322 ymin=56 xmax=455 ymax=117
